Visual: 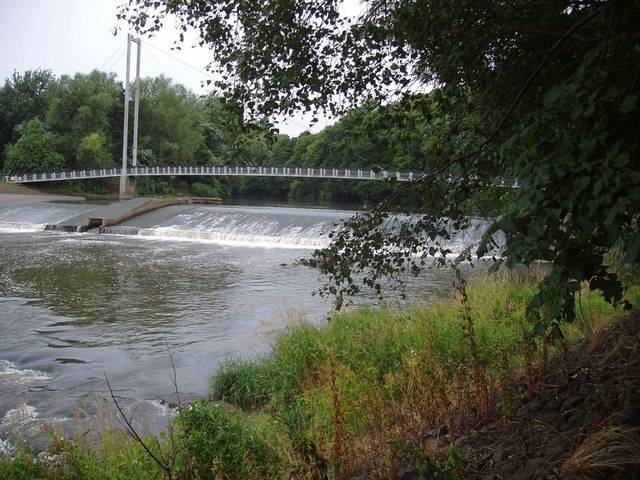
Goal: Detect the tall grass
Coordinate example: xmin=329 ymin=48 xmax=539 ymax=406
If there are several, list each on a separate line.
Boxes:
xmin=206 ymin=270 xmax=638 ymax=477
xmin=2 ymin=270 xmax=636 ymax=479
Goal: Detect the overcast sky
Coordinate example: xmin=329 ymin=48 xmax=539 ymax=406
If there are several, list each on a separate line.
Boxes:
xmin=0 ymin=0 xmax=331 ymax=136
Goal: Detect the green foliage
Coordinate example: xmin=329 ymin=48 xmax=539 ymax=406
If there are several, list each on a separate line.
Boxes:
xmin=45 ymin=70 xmax=122 ymax=167
xmin=136 ymin=176 xmax=174 ymax=196
xmin=0 ymin=69 xmax=53 ymax=168
xmin=0 ymin=430 xmax=165 ymax=480
xmin=4 ymin=119 xmax=64 ymax=173
xmin=395 ymin=441 xmax=466 ymax=480
xmin=211 ymin=274 xmax=534 ymax=409
xmin=137 ymin=75 xmax=214 ymax=166
xmin=76 ymin=132 xmax=115 ymax=168
xmin=179 ymin=400 xmax=283 ymax=479
xmin=480 ymin=22 xmax=640 ymax=333
xmin=0 ymin=449 xmax=48 ymax=480
xmin=189 ymin=180 xmax=226 ymax=198
xmin=210 ymin=359 xmax=276 ymax=410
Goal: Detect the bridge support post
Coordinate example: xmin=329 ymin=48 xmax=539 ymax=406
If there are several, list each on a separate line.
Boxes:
xmin=120 ymin=34 xmax=141 ymax=201
xmin=119 ymin=175 xmax=138 ymax=199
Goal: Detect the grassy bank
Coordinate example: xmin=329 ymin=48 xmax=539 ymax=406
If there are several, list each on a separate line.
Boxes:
xmin=2 ymin=271 xmax=638 ymax=479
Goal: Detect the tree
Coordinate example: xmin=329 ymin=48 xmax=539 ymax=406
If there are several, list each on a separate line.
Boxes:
xmin=45 ymin=70 xmax=123 ymax=168
xmin=137 ymin=75 xmax=208 ymax=165
xmin=4 ymin=119 xmax=64 ymax=174
xmin=121 ymin=0 xmax=640 ymax=333
xmin=0 ymin=69 xmax=54 ymax=168
xmin=76 ymin=132 xmax=115 ymax=169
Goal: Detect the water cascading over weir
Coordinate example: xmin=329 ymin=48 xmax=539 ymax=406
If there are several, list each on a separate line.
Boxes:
xmin=44 ymin=197 xmax=222 ymax=233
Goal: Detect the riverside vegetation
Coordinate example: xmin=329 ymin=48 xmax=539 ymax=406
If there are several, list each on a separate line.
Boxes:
xmin=1 ymin=270 xmax=639 ymax=479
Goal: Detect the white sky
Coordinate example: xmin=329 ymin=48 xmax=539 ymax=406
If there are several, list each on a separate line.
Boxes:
xmin=0 ymin=0 xmax=336 ymax=136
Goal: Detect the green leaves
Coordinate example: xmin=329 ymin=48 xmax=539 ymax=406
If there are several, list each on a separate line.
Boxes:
xmin=4 ymin=119 xmax=64 ymax=173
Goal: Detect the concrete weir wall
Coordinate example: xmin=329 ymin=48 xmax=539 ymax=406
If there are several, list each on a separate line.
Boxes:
xmin=88 ymin=197 xmax=223 ymax=229
xmin=47 ymin=197 xmax=222 ymax=232
xmin=87 ymin=198 xmax=180 ymax=228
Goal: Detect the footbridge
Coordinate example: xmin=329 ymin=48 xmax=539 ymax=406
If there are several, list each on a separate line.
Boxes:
xmin=2 ymin=164 xmax=518 ymax=199
xmin=3 ymin=164 xmax=424 ymax=185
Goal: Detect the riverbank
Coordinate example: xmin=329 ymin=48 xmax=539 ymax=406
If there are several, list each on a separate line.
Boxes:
xmin=1 ymin=273 xmax=638 ymax=479
xmin=452 ymin=308 xmax=640 ymax=479
xmin=0 ymin=184 xmax=84 ymax=205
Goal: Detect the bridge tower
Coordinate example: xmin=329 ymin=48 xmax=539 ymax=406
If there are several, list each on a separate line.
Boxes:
xmin=120 ymin=34 xmax=141 ymax=199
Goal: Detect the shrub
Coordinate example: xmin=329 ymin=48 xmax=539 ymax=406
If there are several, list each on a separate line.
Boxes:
xmin=76 ymin=132 xmax=114 ymax=168
xmin=179 ymin=400 xmax=282 ymax=480
xmin=210 ymin=359 xmax=275 ymax=410
xmin=4 ymin=120 xmax=65 ymax=173
xmin=137 ymin=176 xmax=174 ymax=196
xmin=189 ymin=181 xmax=225 ymax=198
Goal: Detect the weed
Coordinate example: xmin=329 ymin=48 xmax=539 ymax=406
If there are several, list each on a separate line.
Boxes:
xmin=561 ymin=426 xmax=640 ymax=477
xmin=179 ymin=400 xmax=282 ymax=480
xmin=210 ymin=358 xmax=274 ymax=410
xmin=393 ymin=439 xmax=466 ymax=480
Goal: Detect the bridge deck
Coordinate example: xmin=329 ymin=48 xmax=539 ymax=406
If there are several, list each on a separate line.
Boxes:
xmin=3 ymin=165 xmax=519 ymax=193
xmin=3 ymin=165 xmax=424 ymax=184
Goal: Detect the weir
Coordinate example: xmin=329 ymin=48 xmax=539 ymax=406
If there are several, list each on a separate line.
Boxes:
xmin=45 ymin=196 xmax=221 ymax=232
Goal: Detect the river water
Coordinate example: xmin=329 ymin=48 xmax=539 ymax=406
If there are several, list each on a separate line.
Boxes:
xmin=0 ymin=198 xmax=490 ymax=449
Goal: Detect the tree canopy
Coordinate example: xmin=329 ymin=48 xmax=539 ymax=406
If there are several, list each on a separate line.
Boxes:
xmin=120 ymin=0 xmax=640 ymax=332
xmin=4 ymin=119 xmax=65 ymax=174
xmin=0 ymin=69 xmax=54 ymax=170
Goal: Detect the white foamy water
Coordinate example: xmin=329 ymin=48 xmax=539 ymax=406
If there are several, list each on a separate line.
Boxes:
xmin=0 ymin=436 xmax=14 ymax=456
xmin=0 ymin=202 xmax=97 ymax=227
xmin=139 ymin=227 xmax=331 ymax=249
xmin=133 ymin=204 xmax=339 ymax=249
xmin=0 ymin=359 xmax=51 ymax=385
xmin=0 ymin=222 xmax=47 ymax=232
xmin=2 ymin=403 xmax=39 ymax=426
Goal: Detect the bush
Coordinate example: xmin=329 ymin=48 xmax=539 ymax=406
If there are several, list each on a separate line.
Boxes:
xmin=137 ymin=176 xmax=174 ymax=196
xmin=4 ymin=120 xmax=65 ymax=173
xmin=189 ymin=181 xmax=225 ymax=198
xmin=179 ymin=400 xmax=282 ymax=479
xmin=210 ymin=359 xmax=275 ymax=409
xmin=76 ymin=132 xmax=114 ymax=169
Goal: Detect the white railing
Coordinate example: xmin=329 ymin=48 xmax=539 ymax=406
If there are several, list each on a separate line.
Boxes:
xmin=2 ymin=164 xmax=520 ymax=188
xmin=2 ymin=165 xmax=425 ymax=184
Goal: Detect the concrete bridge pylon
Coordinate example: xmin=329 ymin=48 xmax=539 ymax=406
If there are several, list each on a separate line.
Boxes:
xmin=119 ymin=175 xmax=138 ymax=199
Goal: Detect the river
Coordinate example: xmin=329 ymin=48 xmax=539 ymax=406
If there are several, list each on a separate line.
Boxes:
xmin=0 ymin=197 xmax=490 ymax=450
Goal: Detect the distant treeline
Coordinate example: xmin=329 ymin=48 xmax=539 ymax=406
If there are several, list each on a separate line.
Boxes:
xmin=0 ymin=69 xmax=487 ymax=206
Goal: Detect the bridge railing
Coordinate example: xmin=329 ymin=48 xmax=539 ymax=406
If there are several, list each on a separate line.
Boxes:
xmin=3 ymin=168 xmax=123 ymax=183
xmin=2 ymin=164 xmax=517 ymax=187
xmin=2 ymin=165 xmax=424 ymax=183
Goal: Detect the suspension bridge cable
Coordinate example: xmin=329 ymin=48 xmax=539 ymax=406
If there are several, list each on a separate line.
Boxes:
xmin=143 ymin=45 xmax=171 ymax=77
xmin=143 ymin=39 xmax=219 ymax=84
xmin=99 ymin=39 xmax=127 ymax=73
xmin=104 ymin=49 xmax=127 ymax=75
